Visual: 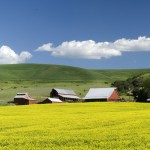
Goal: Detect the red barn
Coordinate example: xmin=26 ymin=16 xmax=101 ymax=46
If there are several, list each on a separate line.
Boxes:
xmin=84 ymin=88 xmax=120 ymax=102
xmin=14 ymin=93 xmax=37 ymax=105
xmin=50 ymin=88 xmax=80 ymax=102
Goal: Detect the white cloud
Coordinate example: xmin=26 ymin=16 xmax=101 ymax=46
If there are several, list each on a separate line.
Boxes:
xmin=36 ymin=43 xmax=53 ymax=51
xmin=0 ymin=46 xmax=32 ymax=64
xmin=114 ymin=36 xmax=150 ymax=51
xmin=36 ymin=36 xmax=150 ymax=59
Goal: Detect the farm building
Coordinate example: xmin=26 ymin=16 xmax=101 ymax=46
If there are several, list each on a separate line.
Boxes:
xmin=84 ymin=88 xmax=120 ymax=102
xmin=42 ymin=97 xmax=63 ymax=104
xmin=14 ymin=93 xmax=37 ymax=105
xmin=50 ymin=88 xmax=80 ymax=102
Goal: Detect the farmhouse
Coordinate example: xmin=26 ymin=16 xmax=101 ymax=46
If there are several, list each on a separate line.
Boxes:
xmin=84 ymin=88 xmax=120 ymax=102
xmin=14 ymin=93 xmax=37 ymax=105
xmin=42 ymin=97 xmax=63 ymax=104
xmin=50 ymin=88 xmax=80 ymax=102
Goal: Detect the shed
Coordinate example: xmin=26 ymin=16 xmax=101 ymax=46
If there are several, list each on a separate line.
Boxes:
xmin=84 ymin=88 xmax=120 ymax=102
xmin=50 ymin=88 xmax=80 ymax=102
xmin=42 ymin=97 xmax=63 ymax=104
xmin=14 ymin=93 xmax=37 ymax=105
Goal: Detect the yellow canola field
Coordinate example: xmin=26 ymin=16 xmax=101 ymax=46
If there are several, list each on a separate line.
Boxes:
xmin=0 ymin=102 xmax=150 ymax=150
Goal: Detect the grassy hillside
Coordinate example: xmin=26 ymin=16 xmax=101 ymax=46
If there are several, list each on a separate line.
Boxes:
xmin=0 ymin=103 xmax=150 ymax=149
xmin=0 ymin=64 xmax=150 ymax=105
xmin=0 ymin=64 xmax=93 ymax=81
xmin=0 ymin=64 xmax=150 ymax=82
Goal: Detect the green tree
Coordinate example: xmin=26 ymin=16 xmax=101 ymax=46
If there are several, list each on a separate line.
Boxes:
xmin=132 ymin=88 xmax=148 ymax=102
xmin=144 ymin=77 xmax=150 ymax=98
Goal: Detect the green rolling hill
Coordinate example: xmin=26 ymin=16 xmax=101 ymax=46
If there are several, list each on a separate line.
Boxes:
xmin=0 ymin=64 xmax=149 ymax=82
xmin=0 ymin=64 xmax=150 ymax=105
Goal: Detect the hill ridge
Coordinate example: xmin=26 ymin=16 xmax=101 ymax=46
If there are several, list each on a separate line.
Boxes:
xmin=0 ymin=64 xmax=149 ymax=82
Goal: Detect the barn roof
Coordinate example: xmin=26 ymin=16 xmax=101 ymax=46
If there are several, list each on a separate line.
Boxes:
xmin=14 ymin=93 xmax=29 ymax=99
xmin=14 ymin=93 xmax=36 ymax=101
xmin=59 ymin=94 xmax=80 ymax=99
xmin=84 ymin=88 xmax=116 ymax=99
xmin=47 ymin=98 xmax=62 ymax=103
xmin=53 ymin=88 xmax=76 ymax=95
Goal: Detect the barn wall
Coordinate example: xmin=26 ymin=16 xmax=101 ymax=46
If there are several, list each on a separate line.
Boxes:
xmin=84 ymin=99 xmax=107 ymax=102
xmin=14 ymin=98 xmax=37 ymax=105
xmin=14 ymin=98 xmax=28 ymax=105
xmin=108 ymin=90 xmax=120 ymax=101
xmin=28 ymin=100 xmax=37 ymax=104
xmin=50 ymin=89 xmax=59 ymax=98
xmin=58 ymin=95 xmax=64 ymax=101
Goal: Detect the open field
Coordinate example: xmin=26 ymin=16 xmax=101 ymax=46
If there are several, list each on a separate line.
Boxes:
xmin=0 ymin=64 xmax=150 ymax=105
xmin=0 ymin=102 xmax=150 ymax=150
xmin=0 ymin=80 xmax=110 ymax=105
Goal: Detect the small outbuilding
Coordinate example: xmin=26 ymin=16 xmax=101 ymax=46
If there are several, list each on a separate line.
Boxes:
xmin=50 ymin=88 xmax=80 ymax=102
xmin=14 ymin=93 xmax=37 ymax=105
xmin=84 ymin=88 xmax=120 ymax=102
xmin=42 ymin=97 xmax=63 ymax=104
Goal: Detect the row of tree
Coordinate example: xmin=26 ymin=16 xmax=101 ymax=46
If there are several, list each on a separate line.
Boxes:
xmin=112 ymin=74 xmax=150 ymax=102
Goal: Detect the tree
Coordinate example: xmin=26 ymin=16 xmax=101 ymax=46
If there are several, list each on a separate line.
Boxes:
xmin=143 ymin=77 xmax=150 ymax=98
xmin=132 ymin=88 xmax=148 ymax=102
xmin=112 ymin=74 xmax=150 ymax=102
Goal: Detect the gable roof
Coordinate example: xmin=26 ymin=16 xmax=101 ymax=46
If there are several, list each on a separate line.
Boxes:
xmin=84 ymin=88 xmax=117 ymax=99
xmin=14 ymin=93 xmax=29 ymax=99
xmin=53 ymin=88 xmax=76 ymax=95
xmin=47 ymin=98 xmax=62 ymax=103
xmin=14 ymin=93 xmax=36 ymax=101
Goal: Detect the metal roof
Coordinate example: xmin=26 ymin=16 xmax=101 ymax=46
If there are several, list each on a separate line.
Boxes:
xmin=47 ymin=98 xmax=62 ymax=103
xmin=59 ymin=94 xmax=80 ymax=99
xmin=14 ymin=93 xmax=29 ymax=99
xmin=84 ymin=88 xmax=116 ymax=99
xmin=14 ymin=93 xmax=36 ymax=101
xmin=16 ymin=93 xmax=28 ymax=95
xmin=54 ymin=88 xmax=76 ymax=95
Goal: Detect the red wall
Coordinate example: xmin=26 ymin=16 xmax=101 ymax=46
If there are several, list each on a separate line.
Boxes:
xmin=28 ymin=100 xmax=37 ymax=104
xmin=108 ymin=90 xmax=120 ymax=101
xmin=14 ymin=98 xmax=37 ymax=105
xmin=14 ymin=98 xmax=28 ymax=105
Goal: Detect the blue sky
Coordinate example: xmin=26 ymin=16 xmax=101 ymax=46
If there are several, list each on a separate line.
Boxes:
xmin=0 ymin=0 xmax=150 ymax=69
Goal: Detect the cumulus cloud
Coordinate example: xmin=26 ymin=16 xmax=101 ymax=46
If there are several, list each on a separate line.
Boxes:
xmin=114 ymin=36 xmax=150 ymax=51
xmin=36 ymin=43 xmax=53 ymax=51
xmin=36 ymin=36 xmax=150 ymax=59
xmin=0 ymin=46 xmax=32 ymax=64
